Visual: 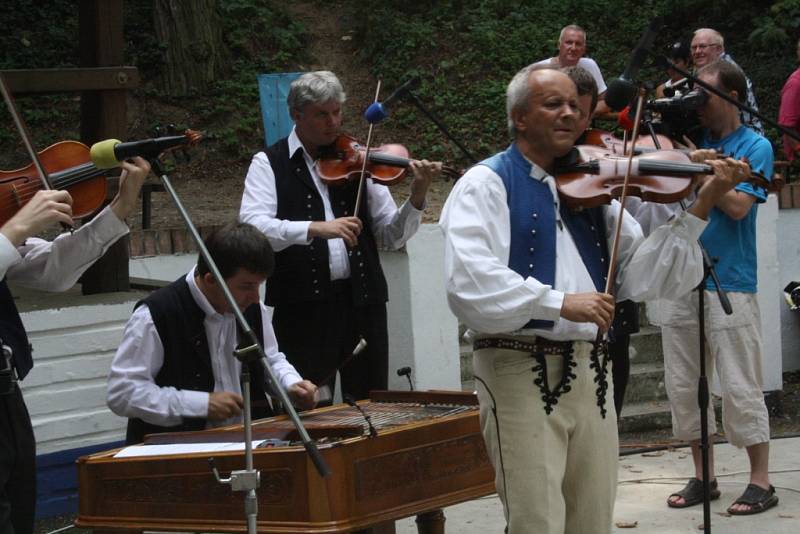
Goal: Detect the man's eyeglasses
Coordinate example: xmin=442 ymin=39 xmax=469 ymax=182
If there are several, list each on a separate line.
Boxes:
xmin=690 ymin=43 xmax=721 ymax=52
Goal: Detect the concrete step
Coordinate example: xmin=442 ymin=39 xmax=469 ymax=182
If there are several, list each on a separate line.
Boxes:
xmin=619 ymin=399 xmax=673 ymax=433
xmin=619 ymin=398 xmax=723 ymax=434
xmin=629 ymin=325 xmax=664 ymax=364
xmin=624 ymin=361 xmax=668 ymax=404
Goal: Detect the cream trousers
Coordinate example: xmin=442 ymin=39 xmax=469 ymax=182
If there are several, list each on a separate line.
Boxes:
xmin=661 ymin=291 xmax=770 ymax=448
xmin=473 ymin=339 xmax=618 ymax=534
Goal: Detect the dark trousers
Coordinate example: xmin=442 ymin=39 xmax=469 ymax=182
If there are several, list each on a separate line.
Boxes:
xmin=272 ymin=283 xmax=388 ymax=401
xmin=0 ymin=387 xmax=35 ymax=534
xmin=608 ymin=334 xmax=631 ymax=418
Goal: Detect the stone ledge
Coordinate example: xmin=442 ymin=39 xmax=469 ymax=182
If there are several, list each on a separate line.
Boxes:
xmin=128 ymin=225 xmax=221 ymax=258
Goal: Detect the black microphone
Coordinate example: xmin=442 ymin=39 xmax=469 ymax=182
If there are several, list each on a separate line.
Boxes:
xmin=344 ymin=394 xmax=378 ymax=438
xmin=89 ymin=134 xmax=192 ymax=169
xmin=363 ymin=76 xmax=421 ymax=124
xmin=604 ymin=17 xmax=663 ymax=111
xmin=646 ymin=89 xmax=708 ymax=112
xmin=396 ymin=366 xmax=414 ymax=391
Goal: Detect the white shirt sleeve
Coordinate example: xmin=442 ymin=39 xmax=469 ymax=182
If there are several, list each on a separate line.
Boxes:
xmin=259 ymin=302 xmax=302 ymax=390
xmin=580 ymin=57 xmax=608 ymax=95
xmin=239 ymin=151 xmax=313 ymax=251
xmin=366 ymin=180 xmax=424 ymax=250
xmin=106 ymin=305 xmax=209 ymax=426
xmin=440 ymin=167 xmax=564 ymax=334
xmin=1 ymin=206 xmax=128 ymax=289
xmin=608 ymin=201 xmax=707 ymax=302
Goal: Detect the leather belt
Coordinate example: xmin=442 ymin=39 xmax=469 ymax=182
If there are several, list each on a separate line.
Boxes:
xmin=473 ymin=336 xmax=573 ymax=356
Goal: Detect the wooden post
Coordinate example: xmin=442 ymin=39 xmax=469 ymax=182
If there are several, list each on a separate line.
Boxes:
xmin=78 ymin=0 xmax=130 ymax=294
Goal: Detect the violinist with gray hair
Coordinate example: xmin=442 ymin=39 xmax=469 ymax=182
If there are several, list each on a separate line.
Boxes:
xmin=240 ymin=71 xmax=441 ymax=402
xmin=440 ymin=65 xmax=751 ymax=534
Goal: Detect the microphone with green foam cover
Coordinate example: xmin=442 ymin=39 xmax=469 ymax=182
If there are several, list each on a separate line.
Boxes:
xmin=89 ymin=134 xmax=192 ymax=169
xmin=89 ymin=138 xmax=123 ymax=169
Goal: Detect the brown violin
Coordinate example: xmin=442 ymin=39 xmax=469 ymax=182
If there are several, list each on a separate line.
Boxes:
xmin=555 ymin=144 xmax=773 ymax=209
xmin=0 ymin=141 xmax=108 ymax=228
xmin=583 ymin=128 xmax=675 ymax=154
xmin=0 ymin=130 xmax=203 ymax=227
xmin=315 ymin=134 xmax=460 ymax=186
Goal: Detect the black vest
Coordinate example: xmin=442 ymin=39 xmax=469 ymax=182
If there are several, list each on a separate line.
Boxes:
xmin=0 ymin=279 xmax=33 ymax=380
xmin=125 ymin=276 xmax=272 ymax=444
xmin=263 ymin=139 xmax=388 ymax=307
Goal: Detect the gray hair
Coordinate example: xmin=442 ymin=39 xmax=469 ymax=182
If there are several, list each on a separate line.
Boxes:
xmin=287 ymin=71 xmax=346 ymax=115
xmin=693 ymin=28 xmax=724 ymax=48
xmin=559 ymin=24 xmax=586 ymax=44
xmin=507 ymin=64 xmax=558 ymax=136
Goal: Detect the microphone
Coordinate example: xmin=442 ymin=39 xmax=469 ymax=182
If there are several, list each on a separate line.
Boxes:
xmin=344 ymin=394 xmax=378 ymax=438
xmin=363 ymin=76 xmax=421 ymax=124
xmin=396 ymin=366 xmax=414 ymax=391
xmin=89 ymin=133 xmax=193 ymax=169
xmin=617 ymin=105 xmax=636 ymax=131
xmin=604 ymin=17 xmax=662 ymax=111
xmin=646 ymin=89 xmax=708 ymax=112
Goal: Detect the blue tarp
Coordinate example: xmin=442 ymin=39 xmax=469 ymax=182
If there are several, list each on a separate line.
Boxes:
xmin=257 ymin=72 xmax=302 ymax=147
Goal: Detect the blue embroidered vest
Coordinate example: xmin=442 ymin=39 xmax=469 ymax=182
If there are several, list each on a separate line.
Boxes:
xmin=480 ymin=144 xmax=609 ymax=329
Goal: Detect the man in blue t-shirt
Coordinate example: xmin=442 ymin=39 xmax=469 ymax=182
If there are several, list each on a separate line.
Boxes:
xmin=663 ymin=59 xmax=778 ymax=515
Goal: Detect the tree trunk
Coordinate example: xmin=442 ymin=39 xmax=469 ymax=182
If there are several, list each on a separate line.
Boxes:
xmin=153 ymin=0 xmax=230 ymax=96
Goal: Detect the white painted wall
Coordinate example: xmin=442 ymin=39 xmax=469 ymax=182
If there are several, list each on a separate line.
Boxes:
xmin=382 ymin=225 xmax=461 ymax=391
xmin=758 ymin=196 xmax=783 ymax=390
xmin=20 ymin=301 xmax=137 ymax=454
xmin=777 ymin=207 xmax=800 ymax=373
xmin=19 ymin=206 xmax=792 ymax=456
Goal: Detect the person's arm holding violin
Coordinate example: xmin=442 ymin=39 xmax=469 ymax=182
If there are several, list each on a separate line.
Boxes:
xmin=684 ymin=157 xmax=754 ymax=221
xmin=1 ymin=157 xmax=151 ymax=291
xmin=240 ymin=151 xmax=364 ymax=248
xmin=689 ymin=143 xmax=772 ymax=221
xmin=368 ymin=159 xmax=442 ymax=249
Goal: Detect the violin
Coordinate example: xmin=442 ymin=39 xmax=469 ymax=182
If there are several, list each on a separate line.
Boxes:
xmin=0 ymin=130 xmax=203 ymax=228
xmin=555 ymin=144 xmax=773 ymax=209
xmin=582 ymin=128 xmax=676 ymax=154
xmin=0 ymin=141 xmax=108 ymax=227
xmin=315 ymin=134 xmax=460 ymax=186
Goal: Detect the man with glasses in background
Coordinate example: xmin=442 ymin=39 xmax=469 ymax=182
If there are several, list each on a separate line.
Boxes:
xmin=691 ymin=28 xmax=763 ymax=134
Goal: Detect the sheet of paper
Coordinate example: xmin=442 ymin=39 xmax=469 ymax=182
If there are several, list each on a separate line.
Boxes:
xmin=114 ymin=440 xmax=266 ymax=458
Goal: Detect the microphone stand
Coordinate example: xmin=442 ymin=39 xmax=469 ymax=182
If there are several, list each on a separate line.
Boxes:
xmin=147 ymin=157 xmax=331 ymax=534
xmin=401 ymin=89 xmax=478 ymax=164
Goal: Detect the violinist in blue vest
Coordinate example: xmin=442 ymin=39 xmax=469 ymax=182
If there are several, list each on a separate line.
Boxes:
xmin=240 ymin=71 xmax=441 ymax=402
xmin=439 ymin=66 xmax=751 ymax=534
xmin=0 ymin=157 xmax=150 ymax=534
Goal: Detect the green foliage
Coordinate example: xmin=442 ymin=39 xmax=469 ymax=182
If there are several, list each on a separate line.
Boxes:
xmin=0 ymin=1 xmax=78 ymax=70
xmin=349 ymin=0 xmax=795 ymax=162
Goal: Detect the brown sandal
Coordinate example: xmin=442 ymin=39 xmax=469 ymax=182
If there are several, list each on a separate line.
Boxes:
xmin=667 ymin=477 xmax=720 ymax=508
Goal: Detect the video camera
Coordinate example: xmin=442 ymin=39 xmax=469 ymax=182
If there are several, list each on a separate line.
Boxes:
xmin=645 ymin=86 xmax=705 ymax=145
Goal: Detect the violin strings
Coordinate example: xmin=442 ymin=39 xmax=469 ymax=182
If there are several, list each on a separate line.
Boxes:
xmin=0 ymin=164 xmax=109 ymax=215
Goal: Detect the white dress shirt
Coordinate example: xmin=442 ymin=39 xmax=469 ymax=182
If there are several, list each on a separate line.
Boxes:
xmin=0 ymin=206 xmax=129 ymax=289
xmin=239 ymin=128 xmax=424 ymax=280
xmin=439 ymin=159 xmax=707 ymax=341
xmin=106 ymin=268 xmax=302 ymax=429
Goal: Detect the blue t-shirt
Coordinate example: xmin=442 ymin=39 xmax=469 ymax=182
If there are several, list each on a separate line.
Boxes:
xmin=700 ymin=126 xmax=773 ymax=292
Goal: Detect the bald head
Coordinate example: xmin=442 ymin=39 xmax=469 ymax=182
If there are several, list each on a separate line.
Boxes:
xmin=507 ymin=66 xmax=575 ymax=135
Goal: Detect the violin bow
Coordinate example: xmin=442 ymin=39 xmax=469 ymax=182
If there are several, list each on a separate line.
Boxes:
xmin=0 ymin=72 xmax=72 ymax=231
xmin=353 ymin=80 xmax=382 ymax=219
xmin=595 ymin=88 xmax=648 ymax=345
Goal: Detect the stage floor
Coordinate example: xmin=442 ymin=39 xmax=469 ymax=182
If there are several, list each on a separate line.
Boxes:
xmin=397 ymin=435 xmax=800 ymax=533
